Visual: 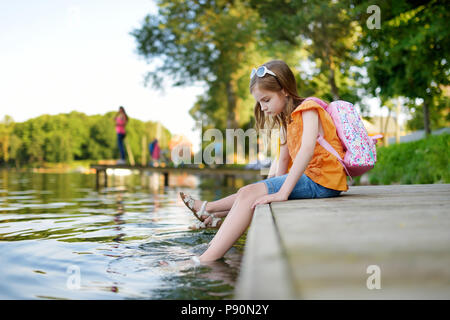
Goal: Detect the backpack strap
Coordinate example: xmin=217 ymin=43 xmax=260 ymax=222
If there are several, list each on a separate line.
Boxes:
xmin=370 ymin=134 xmax=383 ymax=144
xmin=317 ymin=134 xmax=353 ymax=183
xmin=304 ymin=97 xmax=353 ymax=182
xmin=303 ymin=97 xmax=328 ymax=109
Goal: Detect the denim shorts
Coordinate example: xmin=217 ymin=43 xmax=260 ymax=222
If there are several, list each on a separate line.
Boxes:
xmin=260 ymin=174 xmax=342 ymax=200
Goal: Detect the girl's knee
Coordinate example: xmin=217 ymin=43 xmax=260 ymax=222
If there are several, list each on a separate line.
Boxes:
xmin=237 ymin=184 xmax=254 ymax=195
xmin=237 ymin=183 xmax=266 ymax=197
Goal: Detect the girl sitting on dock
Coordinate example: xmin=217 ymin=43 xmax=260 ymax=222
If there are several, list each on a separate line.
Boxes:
xmin=179 ymin=60 xmax=348 ymax=265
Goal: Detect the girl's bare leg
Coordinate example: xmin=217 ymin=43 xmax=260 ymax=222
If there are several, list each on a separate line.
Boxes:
xmin=186 ymin=194 xmax=234 ymax=226
xmin=206 ymin=193 xmax=237 ymax=212
xmin=199 ymin=182 xmax=268 ymax=262
xmin=189 ymin=193 xmax=237 ymax=214
xmin=210 ymin=210 xmax=229 ymax=218
xmin=199 ymin=210 xmax=229 ymax=228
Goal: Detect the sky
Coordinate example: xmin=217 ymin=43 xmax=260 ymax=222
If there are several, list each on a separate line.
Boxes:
xmin=0 ymin=1 xmax=405 ymax=152
xmin=0 ymin=0 xmax=204 ymax=150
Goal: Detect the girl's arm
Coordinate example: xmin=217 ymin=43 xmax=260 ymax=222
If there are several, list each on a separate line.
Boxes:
xmin=276 ymin=142 xmax=290 ymax=176
xmin=276 ymin=126 xmax=290 ymax=176
xmin=277 ymin=109 xmax=318 ymax=198
xmin=267 ymin=158 xmax=278 ymax=178
xmin=251 ymin=109 xmax=318 ymax=208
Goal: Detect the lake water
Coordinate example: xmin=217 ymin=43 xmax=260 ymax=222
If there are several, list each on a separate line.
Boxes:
xmin=0 ymin=170 xmax=258 ymax=299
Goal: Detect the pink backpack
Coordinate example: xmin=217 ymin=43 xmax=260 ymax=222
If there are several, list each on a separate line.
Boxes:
xmin=303 ymin=97 xmax=383 ymax=180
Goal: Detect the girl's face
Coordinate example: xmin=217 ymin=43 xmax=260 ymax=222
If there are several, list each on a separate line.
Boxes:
xmin=251 ymin=85 xmax=287 ymax=117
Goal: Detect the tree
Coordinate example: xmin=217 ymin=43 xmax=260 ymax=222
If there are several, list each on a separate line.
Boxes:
xmin=87 ymin=115 xmax=116 ymax=160
xmin=8 ymin=134 xmax=22 ymax=168
xmin=4 ymin=112 xmax=173 ymax=166
xmin=0 ymin=115 xmax=14 ymax=163
xmin=131 ymin=0 xmax=262 ymax=130
xmin=406 ymin=90 xmax=450 ymax=131
xmin=250 ymin=0 xmax=365 ymax=104
xmin=352 ymin=0 xmax=450 ymax=135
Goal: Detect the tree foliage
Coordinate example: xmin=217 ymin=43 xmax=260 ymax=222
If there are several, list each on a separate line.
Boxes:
xmin=3 ymin=1 xmax=449 ymax=168
xmin=351 ymin=0 xmax=450 ymax=133
xmin=0 ymin=113 xmax=171 ymax=167
xmin=131 ymin=0 xmax=264 ymax=130
xmin=250 ymin=0 xmax=365 ymax=106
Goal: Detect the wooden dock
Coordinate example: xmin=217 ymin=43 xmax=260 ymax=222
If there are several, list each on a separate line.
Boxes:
xmin=90 ymin=164 xmax=264 ymax=188
xmin=235 ymin=184 xmax=450 ymax=299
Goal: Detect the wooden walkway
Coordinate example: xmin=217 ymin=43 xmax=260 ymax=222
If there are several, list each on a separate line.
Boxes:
xmin=235 ymin=184 xmax=450 ymax=299
xmin=90 ymin=164 xmax=263 ymax=188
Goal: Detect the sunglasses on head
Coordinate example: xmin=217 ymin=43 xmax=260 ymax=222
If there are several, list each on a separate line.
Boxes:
xmin=250 ymin=66 xmax=277 ymax=79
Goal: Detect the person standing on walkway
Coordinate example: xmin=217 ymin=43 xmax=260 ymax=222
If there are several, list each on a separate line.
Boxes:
xmin=115 ymin=106 xmax=128 ymax=165
xmin=149 ymin=138 xmax=161 ymax=164
xmin=175 ymin=60 xmax=348 ymax=267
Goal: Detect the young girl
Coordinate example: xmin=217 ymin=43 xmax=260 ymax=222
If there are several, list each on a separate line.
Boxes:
xmin=180 ymin=60 xmax=348 ymax=265
xmin=115 ymin=106 xmax=128 ymax=164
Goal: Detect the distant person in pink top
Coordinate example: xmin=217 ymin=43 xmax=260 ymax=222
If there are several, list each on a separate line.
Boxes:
xmin=114 ymin=106 xmax=128 ymax=164
xmin=149 ymin=138 xmax=161 ymax=165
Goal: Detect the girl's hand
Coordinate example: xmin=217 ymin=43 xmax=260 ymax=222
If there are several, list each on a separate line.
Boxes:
xmin=251 ymin=192 xmax=288 ymax=210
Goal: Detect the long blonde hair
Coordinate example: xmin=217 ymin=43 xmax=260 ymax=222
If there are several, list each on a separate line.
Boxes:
xmin=116 ymin=106 xmax=128 ymax=121
xmin=250 ymin=60 xmax=304 ymax=145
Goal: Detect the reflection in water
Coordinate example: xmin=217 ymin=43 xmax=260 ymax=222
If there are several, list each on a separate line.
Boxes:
xmin=112 ymin=192 xmax=125 ymax=243
xmin=0 ymin=170 xmax=257 ymax=299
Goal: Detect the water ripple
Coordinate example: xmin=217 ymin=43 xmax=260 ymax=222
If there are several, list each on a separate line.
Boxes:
xmin=0 ymin=171 xmax=246 ymax=299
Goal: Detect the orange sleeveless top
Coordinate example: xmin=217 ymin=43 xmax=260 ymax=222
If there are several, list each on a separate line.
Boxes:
xmin=286 ymin=100 xmax=348 ymax=191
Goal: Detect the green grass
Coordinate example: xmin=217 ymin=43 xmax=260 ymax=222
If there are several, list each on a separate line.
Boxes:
xmin=367 ymin=133 xmax=450 ymax=185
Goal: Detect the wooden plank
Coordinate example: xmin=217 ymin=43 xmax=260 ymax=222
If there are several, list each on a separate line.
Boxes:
xmin=234 ymin=204 xmax=295 ymax=299
xmin=124 ymin=139 xmax=135 ymax=166
xmin=270 ymin=184 xmax=450 ymax=299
